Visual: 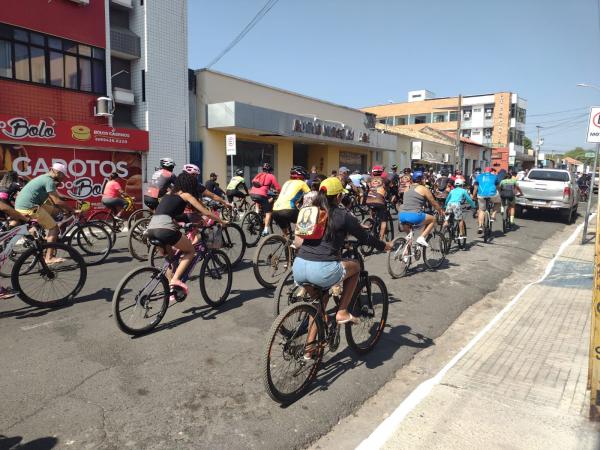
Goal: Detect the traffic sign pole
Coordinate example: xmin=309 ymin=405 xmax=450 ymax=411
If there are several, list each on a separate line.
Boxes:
xmin=582 ymin=107 xmax=600 ymax=244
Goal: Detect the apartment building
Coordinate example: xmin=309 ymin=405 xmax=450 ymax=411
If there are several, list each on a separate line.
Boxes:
xmin=363 ymin=90 xmax=528 ymax=171
xmin=0 ymin=0 xmax=188 ymax=210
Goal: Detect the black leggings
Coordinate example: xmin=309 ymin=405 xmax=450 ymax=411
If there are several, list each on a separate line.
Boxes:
xmin=146 ymin=228 xmax=182 ymax=246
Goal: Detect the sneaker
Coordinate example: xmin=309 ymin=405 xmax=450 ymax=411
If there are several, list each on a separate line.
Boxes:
xmin=0 ymin=287 xmax=15 ymax=299
xmin=261 ymin=229 xmax=269 ymax=237
xmin=477 ymin=227 xmax=483 ymax=234
xmin=416 ymin=236 xmax=429 ymax=247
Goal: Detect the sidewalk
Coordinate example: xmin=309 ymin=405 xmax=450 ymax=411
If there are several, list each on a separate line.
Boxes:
xmin=372 ymin=218 xmax=600 ymax=449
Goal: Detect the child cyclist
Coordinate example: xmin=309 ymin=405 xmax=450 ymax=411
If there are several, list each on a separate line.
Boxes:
xmin=443 ymin=178 xmax=476 ymax=244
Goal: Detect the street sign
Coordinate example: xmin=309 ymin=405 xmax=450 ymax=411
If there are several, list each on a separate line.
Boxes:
xmin=586 ymin=107 xmax=600 ymax=143
xmin=586 ymin=151 xmax=596 ymax=158
xmin=226 ymin=134 xmax=236 ymax=156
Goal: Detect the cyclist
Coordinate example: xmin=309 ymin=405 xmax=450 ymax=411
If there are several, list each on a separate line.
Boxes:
xmin=101 ymin=172 xmax=130 ymax=218
xmin=144 ymin=157 xmax=176 ymax=211
xmin=293 ymin=176 xmax=391 ymax=333
xmin=499 ymin=170 xmax=523 ymax=228
xmin=250 ymin=163 xmax=281 ymax=236
xmin=205 ymin=172 xmax=225 ymax=197
xmin=14 ymin=163 xmax=74 ymax=264
xmin=184 ymin=164 xmax=230 ymax=213
xmin=365 ymin=165 xmax=389 ymax=241
xmin=388 ymin=164 xmax=400 ymax=204
xmin=398 ymin=170 xmax=444 ymax=248
xmin=472 ymin=167 xmax=500 ymax=234
xmin=0 ymin=171 xmax=21 ymax=207
xmin=226 ymin=169 xmax=249 ymax=204
xmin=434 ymin=168 xmax=451 ymax=202
xmin=398 ymin=168 xmax=412 ymax=204
xmin=272 ymin=166 xmax=310 ymax=237
xmin=444 ymin=178 xmax=476 ymax=243
xmin=146 ymin=171 xmax=226 ymax=298
xmin=0 ymin=201 xmax=28 ymax=299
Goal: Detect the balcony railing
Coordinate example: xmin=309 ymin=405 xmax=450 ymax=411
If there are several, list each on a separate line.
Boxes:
xmin=110 ymin=26 xmax=140 ymax=60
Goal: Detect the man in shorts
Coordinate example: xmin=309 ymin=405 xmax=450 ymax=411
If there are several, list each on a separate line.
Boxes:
xmin=15 ymin=163 xmax=74 ymax=264
xmin=472 ymin=167 xmax=500 ymax=234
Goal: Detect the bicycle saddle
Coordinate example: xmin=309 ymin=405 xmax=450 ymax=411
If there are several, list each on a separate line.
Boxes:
xmin=149 ymin=238 xmax=165 ymax=246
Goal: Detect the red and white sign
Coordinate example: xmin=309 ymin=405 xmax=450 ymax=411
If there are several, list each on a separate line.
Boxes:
xmin=0 ymin=115 xmax=149 ymax=152
xmin=587 ymin=107 xmax=600 ymax=143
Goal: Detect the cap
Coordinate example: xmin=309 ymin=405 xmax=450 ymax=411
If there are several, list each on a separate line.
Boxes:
xmin=319 ymin=176 xmax=347 ymax=196
xmin=52 ymin=162 xmax=67 ymax=175
xmin=338 ymin=166 xmax=350 ymax=174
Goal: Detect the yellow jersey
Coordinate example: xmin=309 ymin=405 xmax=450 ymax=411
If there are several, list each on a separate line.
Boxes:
xmin=274 ymin=179 xmax=310 ymax=211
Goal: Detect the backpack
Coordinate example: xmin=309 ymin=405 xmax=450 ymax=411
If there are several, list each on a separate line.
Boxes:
xmin=252 ymin=172 xmax=267 ymax=188
xmin=437 ymin=176 xmax=449 ymax=191
xmin=500 ymin=181 xmax=516 ymax=199
xmin=366 ymin=177 xmax=386 ymax=205
xmin=295 ymin=206 xmax=328 ymax=240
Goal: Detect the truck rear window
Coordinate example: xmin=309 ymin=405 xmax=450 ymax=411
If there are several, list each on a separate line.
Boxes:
xmin=527 ymin=170 xmax=569 ymax=182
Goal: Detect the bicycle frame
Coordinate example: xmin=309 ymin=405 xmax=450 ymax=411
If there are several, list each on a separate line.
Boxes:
xmin=0 ymin=224 xmax=29 ymax=269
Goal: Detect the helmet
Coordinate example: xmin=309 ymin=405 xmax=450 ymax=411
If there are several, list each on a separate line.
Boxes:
xmin=412 ymin=170 xmax=424 ymax=182
xmin=262 ymin=163 xmax=273 ymax=172
xmin=235 ymin=168 xmax=244 ymax=176
xmin=441 ymin=168 xmax=449 ymax=176
xmin=290 ymin=166 xmax=308 ymax=180
xmin=454 ymin=178 xmax=465 ymax=186
xmin=160 ymin=158 xmax=175 ymax=169
xmin=372 ymin=165 xmax=384 ymax=175
xmin=391 ymin=164 xmax=398 ymax=170
xmin=182 ymin=164 xmax=200 ymax=175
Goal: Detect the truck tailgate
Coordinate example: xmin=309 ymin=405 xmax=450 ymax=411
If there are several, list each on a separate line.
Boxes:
xmin=519 ymin=180 xmax=565 ymax=201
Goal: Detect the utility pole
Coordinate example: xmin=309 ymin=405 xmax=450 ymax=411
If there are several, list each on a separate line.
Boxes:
xmin=455 ymin=94 xmax=462 ymax=172
xmin=535 ymin=125 xmax=543 ymax=168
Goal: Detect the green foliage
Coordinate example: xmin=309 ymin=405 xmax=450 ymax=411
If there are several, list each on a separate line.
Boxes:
xmin=563 ymin=147 xmax=594 ymax=165
xmin=523 ymin=136 xmax=532 ymax=150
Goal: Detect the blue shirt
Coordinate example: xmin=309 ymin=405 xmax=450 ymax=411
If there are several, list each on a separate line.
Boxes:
xmin=445 ymin=187 xmax=476 ymax=208
xmin=475 ymin=173 xmax=498 ymax=197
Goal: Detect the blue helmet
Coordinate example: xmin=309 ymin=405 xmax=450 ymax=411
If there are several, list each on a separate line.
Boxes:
xmin=412 ymin=171 xmax=424 ymax=182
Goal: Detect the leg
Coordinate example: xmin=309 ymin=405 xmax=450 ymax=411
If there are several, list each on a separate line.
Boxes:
xmin=45 ymin=226 xmax=60 ymax=262
xmin=336 ymin=260 xmax=360 ymax=323
xmin=420 ymin=214 xmax=435 ymax=239
xmin=170 ymin=235 xmax=195 ymax=284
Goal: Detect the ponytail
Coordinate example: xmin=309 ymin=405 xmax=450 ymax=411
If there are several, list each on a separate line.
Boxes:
xmin=312 ymin=191 xmax=339 ymax=241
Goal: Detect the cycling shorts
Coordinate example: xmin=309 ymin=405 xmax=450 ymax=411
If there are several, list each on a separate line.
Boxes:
xmin=368 ymin=204 xmax=388 ymax=221
xmin=101 ymin=197 xmax=126 ymax=210
xmin=146 ymin=228 xmax=182 ymax=246
xmin=272 ymin=209 xmax=298 ymax=230
xmin=250 ymin=194 xmax=272 ymax=213
xmin=226 ymin=189 xmax=246 ymax=203
xmin=398 ymin=211 xmax=426 ymax=225
xmin=143 ymin=195 xmax=159 ymax=210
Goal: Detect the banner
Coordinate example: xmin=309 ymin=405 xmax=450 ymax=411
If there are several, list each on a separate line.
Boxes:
xmin=0 ymin=114 xmax=149 ymax=152
xmin=0 ymin=143 xmax=142 ymax=210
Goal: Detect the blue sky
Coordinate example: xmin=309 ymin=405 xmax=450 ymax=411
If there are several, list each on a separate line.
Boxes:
xmin=189 ymin=0 xmax=600 ymax=153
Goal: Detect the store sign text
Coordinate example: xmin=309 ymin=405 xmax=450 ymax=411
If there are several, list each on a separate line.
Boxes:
xmin=293 ymin=119 xmax=356 ymax=141
xmin=0 ymin=117 xmax=56 ymax=140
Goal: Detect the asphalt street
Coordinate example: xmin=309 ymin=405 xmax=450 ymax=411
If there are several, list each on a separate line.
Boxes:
xmin=0 ymin=205 xmax=585 ymax=449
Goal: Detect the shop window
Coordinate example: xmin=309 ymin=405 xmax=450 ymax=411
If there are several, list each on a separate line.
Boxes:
xmin=339 ymin=151 xmax=367 ymax=173
xmin=227 ymin=141 xmax=276 ymax=181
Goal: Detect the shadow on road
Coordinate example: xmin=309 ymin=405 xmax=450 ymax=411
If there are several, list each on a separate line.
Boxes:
xmin=0 ymin=434 xmax=58 ymax=449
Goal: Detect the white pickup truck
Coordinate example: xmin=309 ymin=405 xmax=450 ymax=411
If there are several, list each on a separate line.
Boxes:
xmin=516 ymin=169 xmax=579 ymax=223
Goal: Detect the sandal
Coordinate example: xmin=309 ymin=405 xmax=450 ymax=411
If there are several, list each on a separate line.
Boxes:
xmin=336 ymin=313 xmax=359 ymax=325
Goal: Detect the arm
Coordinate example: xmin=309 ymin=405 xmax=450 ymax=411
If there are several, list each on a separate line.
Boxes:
xmin=464 ymin=191 xmax=476 ymax=208
xmin=241 ymin=182 xmax=249 ymax=195
xmin=345 ymin=213 xmax=386 ymax=251
xmin=179 ymin=192 xmax=225 ymax=224
xmin=472 ymin=184 xmax=479 ymax=198
xmin=204 ymin=189 xmax=230 ymax=207
xmin=0 ymin=202 xmax=28 ymax=222
xmin=421 ymin=187 xmax=444 ymax=215
xmin=48 ymin=191 xmax=75 ymax=213
xmin=270 ymin=176 xmax=281 ymax=192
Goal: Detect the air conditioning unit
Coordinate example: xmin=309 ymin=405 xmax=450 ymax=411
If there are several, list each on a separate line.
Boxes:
xmin=94 ymin=97 xmax=115 ymax=117
xmin=69 ymin=0 xmax=90 ymax=4
xmin=443 ymin=154 xmax=450 ymax=163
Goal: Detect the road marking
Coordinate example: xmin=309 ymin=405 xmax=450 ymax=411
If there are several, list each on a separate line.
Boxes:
xmin=356 ymin=216 xmax=594 ymax=450
xmin=20 ymin=317 xmax=70 ymax=331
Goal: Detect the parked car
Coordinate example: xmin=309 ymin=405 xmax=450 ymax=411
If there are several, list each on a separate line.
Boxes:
xmin=516 ymin=169 xmax=579 ymax=223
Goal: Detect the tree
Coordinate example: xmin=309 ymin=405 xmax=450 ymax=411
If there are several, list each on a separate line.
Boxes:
xmin=524 ymin=136 xmax=532 ymax=151
xmin=564 ymin=147 xmax=594 ymax=166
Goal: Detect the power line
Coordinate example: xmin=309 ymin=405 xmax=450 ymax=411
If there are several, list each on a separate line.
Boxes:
xmin=527 ymin=107 xmax=588 ymax=117
xmin=204 ymin=0 xmax=281 ymax=69
xmin=526 ymin=112 xmax=589 ymax=126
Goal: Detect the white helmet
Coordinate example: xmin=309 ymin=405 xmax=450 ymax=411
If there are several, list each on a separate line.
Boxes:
xmin=454 ymin=178 xmax=465 ymax=186
xmin=160 ymin=158 xmax=175 ymax=169
xmin=182 ymin=163 xmax=200 ymax=175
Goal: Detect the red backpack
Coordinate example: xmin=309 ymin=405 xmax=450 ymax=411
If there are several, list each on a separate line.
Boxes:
xmin=295 ymin=206 xmax=328 ymax=240
xmin=252 ymin=172 xmax=268 ymax=188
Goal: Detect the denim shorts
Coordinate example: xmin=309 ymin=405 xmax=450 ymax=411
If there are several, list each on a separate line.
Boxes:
xmin=398 ymin=211 xmax=426 ymax=225
xmin=292 ymin=257 xmax=345 ymax=289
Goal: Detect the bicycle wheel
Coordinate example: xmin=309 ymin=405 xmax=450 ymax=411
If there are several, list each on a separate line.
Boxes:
xmin=112 ymin=266 xmax=169 ymax=335
xmin=253 ymin=234 xmax=291 ymax=289
xmin=387 ymin=237 xmax=410 ymax=279
xmin=273 ymin=269 xmax=312 ymax=317
xmin=262 ymin=302 xmax=324 ymax=404
xmin=221 ymin=223 xmax=246 ymax=267
xmin=12 ymin=242 xmax=87 ymax=308
xmin=128 ymin=217 xmax=151 ymax=261
xmin=127 ymin=209 xmax=152 ymax=230
xmin=199 ymin=249 xmax=232 ymax=307
xmin=68 ymin=223 xmax=112 ymax=265
xmin=241 ymin=211 xmax=263 ymax=247
xmin=148 ymin=244 xmax=167 ymax=268
xmin=0 ymin=234 xmax=32 ymax=278
xmin=88 ymin=210 xmax=118 ymax=243
xmin=440 ymin=225 xmax=452 ymax=254
xmin=483 ymin=212 xmax=492 ymax=243
xmin=346 ymin=275 xmax=389 ymax=354
xmin=385 ymin=218 xmax=394 ymax=241
xmin=359 ymin=218 xmax=375 ymax=255
xmin=423 ymin=231 xmax=446 ymax=269
xmin=458 ymin=223 xmax=468 ymax=250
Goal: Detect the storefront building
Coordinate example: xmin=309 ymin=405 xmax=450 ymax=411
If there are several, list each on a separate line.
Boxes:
xmin=190 ymin=70 xmax=399 ymax=181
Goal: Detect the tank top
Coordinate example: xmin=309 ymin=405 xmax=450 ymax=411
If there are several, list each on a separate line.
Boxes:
xmin=155 ymin=194 xmax=187 ymax=217
xmin=400 ymin=186 xmax=426 ymax=212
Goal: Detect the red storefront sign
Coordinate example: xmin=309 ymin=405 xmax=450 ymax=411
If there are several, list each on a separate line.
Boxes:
xmin=0 ymin=143 xmax=143 ymax=210
xmin=0 ymin=115 xmax=149 ymax=152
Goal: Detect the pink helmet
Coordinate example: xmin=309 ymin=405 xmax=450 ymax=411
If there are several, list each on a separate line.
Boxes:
xmin=183 ymin=164 xmax=200 ymax=175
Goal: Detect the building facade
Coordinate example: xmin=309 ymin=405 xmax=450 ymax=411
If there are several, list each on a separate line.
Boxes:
xmin=190 ymin=70 xmax=402 ymax=182
xmin=362 ymin=90 xmax=527 ymax=171
xmin=0 ymin=0 xmax=188 ymax=209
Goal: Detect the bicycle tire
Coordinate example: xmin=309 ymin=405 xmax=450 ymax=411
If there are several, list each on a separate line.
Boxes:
xmin=127 ymin=209 xmax=152 ymax=230
xmin=69 ymin=223 xmax=112 ymax=266
xmin=262 ymin=302 xmax=324 ymax=404
xmin=359 ymin=217 xmax=375 ymax=256
xmin=483 ymin=212 xmax=491 ymax=243
xmin=241 ymin=211 xmax=263 ymax=247
xmin=88 ymin=210 xmax=118 ymax=243
xmin=441 ymin=225 xmax=452 ymax=254
xmin=128 ymin=217 xmax=151 ymax=261
xmin=458 ymin=223 xmax=468 ymax=250
xmin=148 ymin=244 xmax=167 ymax=268
xmin=253 ymin=234 xmax=291 ymax=289
xmin=387 ymin=237 xmax=410 ymax=279
xmin=346 ymin=275 xmax=389 ymax=354
xmin=273 ymin=269 xmax=312 ymax=317
xmin=385 ymin=218 xmax=394 ymax=242
xmin=0 ymin=234 xmax=32 ymax=278
xmin=112 ymin=266 xmax=169 ymax=335
xmin=423 ymin=231 xmax=446 ymax=269
xmin=199 ymin=249 xmax=232 ymax=307
xmin=12 ymin=242 xmax=87 ymax=308
xmin=221 ymin=223 xmax=246 ymax=267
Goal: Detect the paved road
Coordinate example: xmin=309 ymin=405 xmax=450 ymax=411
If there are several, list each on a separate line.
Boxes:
xmin=0 ymin=205 xmax=583 ymax=449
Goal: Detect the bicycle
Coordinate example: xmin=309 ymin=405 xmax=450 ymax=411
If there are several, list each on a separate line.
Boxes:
xmin=203 ymin=200 xmax=247 ymax=267
xmin=221 ymin=195 xmax=250 ymax=223
xmin=127 ymin=216 xmax=152 ymax=261
xmin=360 ymin=205 xmax=394 ymax=255
xmin=500 ymin=197 xmax=512 ymax=233
xmin=0 ymin=222 xmax=87 ymax=308
xmin=262 ymin=241 xmax=388 ymax=404
xmin=240 ymin=194 xmax=279 ymax=247
xmin=481 ymin=198 xmax=495 ymax=243
xmin=113 ymin=223 xmax=233 ymax=335
xmin=253 ymin=233 xmax=295 ymax=289
xmin=88 ymin=195 xmax=135 ymax=242
xmin=441 ymin=209 xmax=468 ymax=252
xmin=387 ymin=221 xmax=446 ymax=278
